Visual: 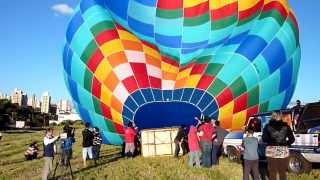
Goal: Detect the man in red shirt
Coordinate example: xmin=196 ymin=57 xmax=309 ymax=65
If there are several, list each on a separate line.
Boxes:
xmin=198 ymin=116 xmax=215 ymax=167
xmin=124 ymin=122 xmax=136 ymax=158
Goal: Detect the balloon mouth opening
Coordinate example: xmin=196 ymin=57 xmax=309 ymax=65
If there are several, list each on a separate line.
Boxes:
xmin=122 ymin=88 xmax=219 ymax=130
xmin=134 ymin=101 xmax=202 ymax=129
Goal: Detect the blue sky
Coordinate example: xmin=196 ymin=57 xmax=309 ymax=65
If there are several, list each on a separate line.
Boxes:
xmin=0 ymin=0 xmax=319 ymax=103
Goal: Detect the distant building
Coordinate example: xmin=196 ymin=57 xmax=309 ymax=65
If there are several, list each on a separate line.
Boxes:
xmin=41 ymin=91 xmax=51 ymax=113
xmin=27 ymin=94 xmax=38 ymax=109
xmin=36 ymin=99 xmax=41 ymax=108
xmin=11 ymin=88 xmax=28 ymax=107
xmin=56 ymin=100 xmax=72 ymax=113
xmin=0 ymin=92 xmax=10 ymax=100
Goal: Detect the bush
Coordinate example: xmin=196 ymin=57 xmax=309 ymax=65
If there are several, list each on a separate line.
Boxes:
xmin=60 ymin=120 xmax=74 ymax=126
xmin=49 ymin=122 xmax=58 ymax=126
xmin=73 ymin=120 xmax=83 ymax=126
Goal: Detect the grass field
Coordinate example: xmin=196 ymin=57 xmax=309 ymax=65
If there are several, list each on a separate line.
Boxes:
xmin=1 ymin=124 xmax=320 ymax=180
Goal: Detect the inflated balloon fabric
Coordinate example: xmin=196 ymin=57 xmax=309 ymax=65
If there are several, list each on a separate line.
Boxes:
xmin=63 ymin=0 xmax=300 ymax=144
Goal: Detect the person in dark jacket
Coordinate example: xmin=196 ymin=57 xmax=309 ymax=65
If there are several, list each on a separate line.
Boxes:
xmin=292 ymin=100 xmax=303 ymax=130
xmin=262 ymin=111 xmax=295 ymax=180
xmin=82 ymin=123 xmax=94 ymax=167
xmin=42 ymin=128 xmax=59 ymax=180
xmin=174 ymin=125 xmax=185 ymax=157
xmin=181 ymin=126 xmax=189 ymax=155
xmin=92 ymin=127 xmax=102 ymax=164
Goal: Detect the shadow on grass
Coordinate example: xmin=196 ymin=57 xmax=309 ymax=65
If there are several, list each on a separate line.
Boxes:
xmin=0 ymin=148 xmax=26 ymax=159
xmin=1 ymin=158 xmax=28 ymax=166
xmin=243 ymin=160 xmax=320 ymax=180
xmin=51 ymin=151 xmax=123 ymax=179
xmin=0 ymin=156 xmax=43 ymax=166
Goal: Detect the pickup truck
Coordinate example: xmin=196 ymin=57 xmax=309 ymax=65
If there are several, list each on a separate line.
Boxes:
xmin=223 ymin=102 xmax=320 ymax=174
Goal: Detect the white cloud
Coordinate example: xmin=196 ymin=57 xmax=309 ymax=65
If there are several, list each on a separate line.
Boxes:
xmin=51 ymin=4 xmax=74 ymax=16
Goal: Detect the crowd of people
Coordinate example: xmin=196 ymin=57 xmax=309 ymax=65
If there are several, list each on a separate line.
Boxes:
xmin=19 ymin=108 xmax=296 ymax=180
xmin=171 ymin=111 xmax=295 ymax=180
xmin=39 ymin=122 xmax=102 ymax=180
xmin=174 ymin=116 xmax=228 ymax=168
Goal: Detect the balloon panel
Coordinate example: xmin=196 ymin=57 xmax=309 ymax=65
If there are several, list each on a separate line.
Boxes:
xmin=64 ymin=0 xmax=300 ymax=144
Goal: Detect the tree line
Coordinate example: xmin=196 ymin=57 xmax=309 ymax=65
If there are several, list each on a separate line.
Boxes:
xmin=0 ymin=99 xmax=56 ymax=130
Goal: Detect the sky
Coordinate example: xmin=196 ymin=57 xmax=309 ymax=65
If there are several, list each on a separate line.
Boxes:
xmin=0 ymin=0 xmax=319 ymax=103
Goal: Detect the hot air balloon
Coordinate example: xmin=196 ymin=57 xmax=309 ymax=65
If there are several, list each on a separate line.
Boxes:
xmin=63 ymin=0 xmax=300 ymax=145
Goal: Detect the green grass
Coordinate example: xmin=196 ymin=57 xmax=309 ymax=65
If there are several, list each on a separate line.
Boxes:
xmin=0 ymin=125 xmax=319 ymax=180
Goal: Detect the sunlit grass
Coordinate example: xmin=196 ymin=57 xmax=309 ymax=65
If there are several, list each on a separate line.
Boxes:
xmin=0 ymin=125 xmax=319 ymax=180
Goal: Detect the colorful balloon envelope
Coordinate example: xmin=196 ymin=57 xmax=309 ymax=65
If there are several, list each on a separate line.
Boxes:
xmin=63 ymin=0 xmax=301 ymax=145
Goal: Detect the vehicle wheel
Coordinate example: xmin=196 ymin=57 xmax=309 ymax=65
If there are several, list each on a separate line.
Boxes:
xmin=227 ymin=147 xmax=241 ymax=163
xmin=288 ymin=152 xmax=312 ymax=174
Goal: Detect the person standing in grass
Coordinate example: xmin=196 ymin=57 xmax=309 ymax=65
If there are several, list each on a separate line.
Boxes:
xmin=212 ymin=120 xmax=228 ymax=165
xmin=242 ymin=128 xmax=260 ymax=180
xmin=262 ymin=112 xmax=295 ymax=180
xmin=60 ymin=127 xmax=75 ymax=167
xmin=82 ymin=122 xmax=94 ymax=167
xmin=188 ymin=125 xmax=201 ymax=168
xmin=42 ymin=128 xmax=59 ymax=180
xmin=174 ymin=125 xmax=185 ymax=158
xmin=92 ymin=127 xmax=102 ymax=164
xmin=198 ymin=116 xmax=215 ymax=167
xmin=124 ymin=122 xmax=136 ymax=158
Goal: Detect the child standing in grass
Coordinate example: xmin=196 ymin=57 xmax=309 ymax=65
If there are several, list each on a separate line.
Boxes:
xmin=242 ymin=128 xmax=260 ymax=180
xmin=188 ymin=125 xmax=201 ymax=168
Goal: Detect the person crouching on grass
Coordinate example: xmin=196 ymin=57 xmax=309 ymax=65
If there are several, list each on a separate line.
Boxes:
xmin=124 ymin=122 xmax=136 ymax=158
xmin=42 ymin=128 xmax=59 ymax=180
xmin=25 ymin=141 xmax=39 ymax=160
xmin=188 ymin=125 xmax=201 ymax=168
xmin=242 ymin=128 xmax=260 ymax=180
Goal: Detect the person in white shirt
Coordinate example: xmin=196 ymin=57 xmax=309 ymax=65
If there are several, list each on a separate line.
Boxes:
xmin=42 ymin=128 xmax=59 ymax=180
